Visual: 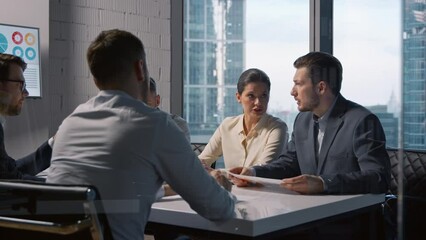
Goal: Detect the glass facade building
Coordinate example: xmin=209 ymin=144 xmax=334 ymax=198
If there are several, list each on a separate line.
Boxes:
xmin=403 ymin=0 xmax=426 ymax=150
xmin=183 ymin=0 xmax=246 ymax=143
xmin=367 ymin=105 xmax=399 ymax=149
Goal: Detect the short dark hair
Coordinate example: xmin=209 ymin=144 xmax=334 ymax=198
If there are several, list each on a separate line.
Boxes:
xmin=87 ymin=29 xmax=147 ymax=85
xmin=237 ymin=68 xmax=271 ymax=94
xmin=293 ymin=52 xmax=343 ymax=95
xmin=0 ymin=53 xmax=27 ymax=80
xmin=149 ymin=77 xmax=157 ymax=93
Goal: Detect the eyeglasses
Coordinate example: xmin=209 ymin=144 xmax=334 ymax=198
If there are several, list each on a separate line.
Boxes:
xmin=2 ymin=79 xmax=27 ymax=92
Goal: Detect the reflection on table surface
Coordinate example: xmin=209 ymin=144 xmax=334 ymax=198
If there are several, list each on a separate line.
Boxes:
xmin=150 ymin=186 xmax=384 ymax=237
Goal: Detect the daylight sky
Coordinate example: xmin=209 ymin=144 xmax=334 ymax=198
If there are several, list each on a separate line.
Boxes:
xmin=245 ymin=0 xmax=401 ymax=112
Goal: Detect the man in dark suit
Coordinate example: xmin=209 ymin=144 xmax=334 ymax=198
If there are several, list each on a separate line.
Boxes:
xmin=231 ymin=51 xmax=391 ymax=194
xmin=0 ymin=53 xmax=51 ymax=180
xmin=230 ymin=51 xmax=391 ymax=239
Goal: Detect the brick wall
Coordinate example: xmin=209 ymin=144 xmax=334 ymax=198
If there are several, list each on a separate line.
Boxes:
xmin=49 ymin=0 xmax=172 ymax=133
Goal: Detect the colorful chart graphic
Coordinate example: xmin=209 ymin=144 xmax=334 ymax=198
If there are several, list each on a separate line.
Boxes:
xmin=12 ymin=46 xmax=24 ymax=58
xmin=12 ymin=31 xmax=23 ymax=44
xmin=25 ymin=47 xmax=36 ymax=60
xmin=25 ymin=33 xmax=35 ymax=45
xmin=0 ymin=24 xmax=41 ymax=97
xmin=0 ymin=33 xmax=7 ymax=53
xmin=0 ymin=27 xmax=38 ymax=62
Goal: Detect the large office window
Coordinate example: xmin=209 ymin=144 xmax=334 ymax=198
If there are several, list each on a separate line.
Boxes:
xmin=183 ymin=0 xmax=309 ymax=143
xmin=334 ymin=0 xmax=402 ymax=149
xmin=177 ymin=0 xmax=425 ymax=237
xmin=183 ymin=0 xmax=246 ymax=142
xmin=181 ymin=0 xmax=426 ymax=153
xmin=401 ymin=0 xmax=426 ymax=150
xmin=178 ymin=0 xmax=426 ymax=169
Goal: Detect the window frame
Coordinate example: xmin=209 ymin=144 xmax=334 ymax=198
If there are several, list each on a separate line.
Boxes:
xmin=171 ymin=0 xmax=334 ymax=116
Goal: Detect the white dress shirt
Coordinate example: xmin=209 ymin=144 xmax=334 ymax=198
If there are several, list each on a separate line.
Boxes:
xmin=47 ymin=90 xmax=235 ymax=240
xmin=199 ymin=113 xmax=288 ymax=169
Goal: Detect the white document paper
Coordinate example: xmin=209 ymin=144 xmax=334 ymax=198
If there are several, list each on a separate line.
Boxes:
xmin=224 ymin=170 xmax=281 ymax=185
xmin=222 ymin=170 xmax=299 ymax=195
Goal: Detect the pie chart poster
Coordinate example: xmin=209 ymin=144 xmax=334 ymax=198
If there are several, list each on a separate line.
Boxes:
xmin=0 ymin=24 xmax=41 ymax=97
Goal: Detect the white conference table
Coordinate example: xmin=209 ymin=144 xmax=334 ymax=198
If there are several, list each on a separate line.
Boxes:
xmin=148 ymin=185 xmax=385 ymax=239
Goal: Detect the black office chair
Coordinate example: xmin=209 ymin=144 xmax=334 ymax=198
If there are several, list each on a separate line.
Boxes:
xmin=0 ymin=180 xmax=113 ymax=240
xmin=383 ymin=148 xmax=426 ymax=240
xmin=191 ymin=142 xmax=216 ymax=169
xmin=191 ymin=142 xmax=206 ymax=156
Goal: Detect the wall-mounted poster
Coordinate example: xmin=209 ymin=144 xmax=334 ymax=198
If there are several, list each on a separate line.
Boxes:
xmin=0 ymin=23 xmax=41 ymax=98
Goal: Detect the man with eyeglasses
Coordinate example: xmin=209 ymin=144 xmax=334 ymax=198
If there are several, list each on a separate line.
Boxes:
xmin=0 ymin=53 xmax=52 ymax=180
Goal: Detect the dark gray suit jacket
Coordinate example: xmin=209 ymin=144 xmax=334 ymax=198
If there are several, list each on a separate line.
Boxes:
xmin=0 ymin=124 xmax=52 ymax=181
xmin=254 ymin=95 xmax=391 ymax=194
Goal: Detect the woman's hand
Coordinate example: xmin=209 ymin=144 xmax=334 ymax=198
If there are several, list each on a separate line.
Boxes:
xmin=228 ymin=167 xmax=253 ymax=187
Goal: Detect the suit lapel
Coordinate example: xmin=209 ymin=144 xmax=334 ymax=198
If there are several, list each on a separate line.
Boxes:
xmin=317 ymin=95 xmax=346 ymax=174
xmin=308 ymin=117 xmax=318 ymax=171
xmin=0 ymin=123 xmax=7 ymax=159
xmin=299 ymin=114 xmax=318 ymax=173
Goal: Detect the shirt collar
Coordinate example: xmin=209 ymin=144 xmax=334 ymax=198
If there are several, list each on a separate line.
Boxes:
xmin=238 ymin=113 xmax=269 ymax=136
xmin=313 ymin=97 xmax=338 ymax=129
xmin=237 ymin=114 xmax=245 ymax=135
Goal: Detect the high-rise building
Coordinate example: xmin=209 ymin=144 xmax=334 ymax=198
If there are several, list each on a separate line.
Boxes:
xmin=367 ymin=105 xmax=399 ymax=148
xmin=402 ymin=0 xmax=426 ymax=150
xmin=183 ymin=0 xmax=246 ymax=143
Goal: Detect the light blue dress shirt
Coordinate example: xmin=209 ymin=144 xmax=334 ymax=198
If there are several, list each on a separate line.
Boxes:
xmin=47 ymin=90 xmax=235 ymax=240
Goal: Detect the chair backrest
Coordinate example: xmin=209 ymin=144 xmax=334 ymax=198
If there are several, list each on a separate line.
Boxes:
xmin=384 ymin=149 xmax=426 ymax=240
xmin=191 ymin=142 xmax=216 ymax=168
xmin=191 ymin=142 xmax=206 ymax=156
xmin=0 ymin=180 xmax=113 ymax=240
xmin=387 ymin=148 xmax=426 ymax=197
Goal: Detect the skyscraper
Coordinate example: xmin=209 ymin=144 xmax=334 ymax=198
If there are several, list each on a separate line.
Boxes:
xmin=183 ymin=0 xmax=246 ymax=143
xmin=402 ymin=0 xmax=426 ymax=150
xmin=367 ymin=105 xmax=399 ymax=148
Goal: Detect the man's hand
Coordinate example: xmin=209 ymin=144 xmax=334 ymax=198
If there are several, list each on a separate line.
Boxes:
xmin=228 ymin=167 xmax=253 ymax=187
xmin=280 ymin=174 xmax=324 ymax=194
xmin=210 ymin=170 xmax=232 ymax=192
xmin=163 ymin=184 xmax=177 ymax=197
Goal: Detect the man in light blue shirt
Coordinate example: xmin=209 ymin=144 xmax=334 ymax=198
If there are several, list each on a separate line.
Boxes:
xmin=47 ymin=29 xmax=235 ymax=240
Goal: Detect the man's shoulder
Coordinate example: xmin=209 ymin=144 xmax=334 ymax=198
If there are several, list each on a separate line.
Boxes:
xmin=321 ymin=95 xmax=373 ymax=120
xmin=169 ymin=113 xmax=189 ymax=131
xmin=294 ymin=111 xmax=312 ymax=122
xmin=170 ymin=113 xmax=186 ymax=123
xmin=70 ymin=92 xmax=170 ymax=125
xmin=97 ymin=91 xmax=167 ymax=114
xmin=342 ymin=99 xmax=374 ymax=118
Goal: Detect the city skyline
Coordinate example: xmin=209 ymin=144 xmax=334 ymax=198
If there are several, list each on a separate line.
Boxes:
xmin=245 ymin=0 xmax=401 ymax=112
xmin=184 ymin=0 xmax=245 ymax=142
xmin=402 ymin=0 xmax=426 ymax=150
xmin=183 ymin=0 xmax=424 ymax=149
